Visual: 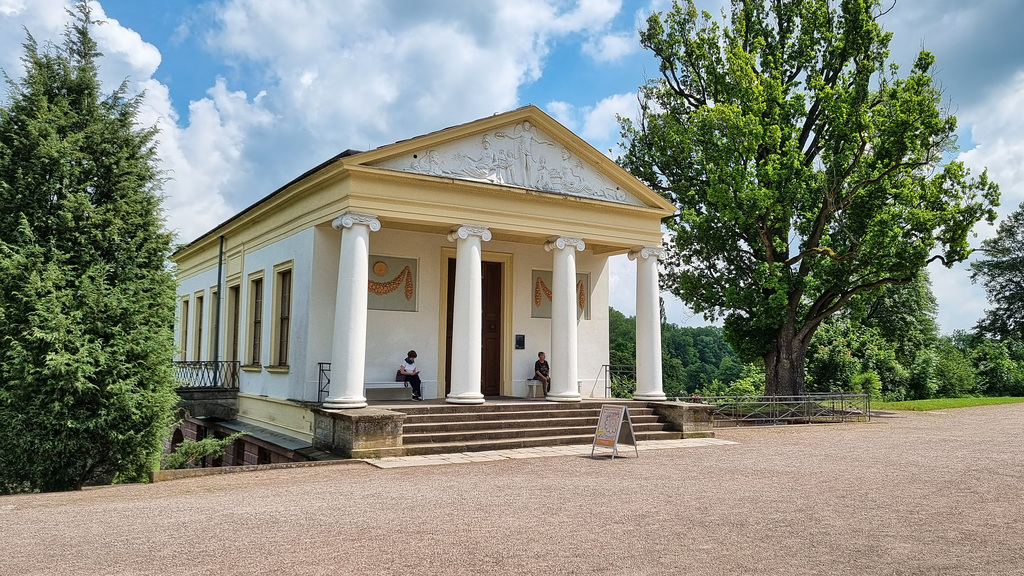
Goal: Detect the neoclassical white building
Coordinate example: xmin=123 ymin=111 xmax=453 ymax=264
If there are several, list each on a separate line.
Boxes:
xmin=173 ymin=106 xmax=675 ymax=442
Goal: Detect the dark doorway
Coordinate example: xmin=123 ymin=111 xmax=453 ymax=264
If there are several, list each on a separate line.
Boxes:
xmin=445 ymin=258 xmax=503 ymax=396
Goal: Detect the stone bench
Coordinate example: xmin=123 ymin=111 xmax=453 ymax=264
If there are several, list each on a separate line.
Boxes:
xmin=364 ymin=381 xmax=409 ymax=390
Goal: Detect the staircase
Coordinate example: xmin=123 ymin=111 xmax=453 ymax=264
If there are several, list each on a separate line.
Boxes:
xmin=355 ymin=400 xmax=682 ymax=458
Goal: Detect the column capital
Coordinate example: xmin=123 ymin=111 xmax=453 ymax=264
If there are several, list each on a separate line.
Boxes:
xmin=448 ymin=224 xmax=492 ymax=242
xmin=332 ymin=212 xmax=381 ymax=232
xmin=544 ymin=236 xmax=585 ymax=252
xmin=628 ymin=246 xmax=665 ymax=261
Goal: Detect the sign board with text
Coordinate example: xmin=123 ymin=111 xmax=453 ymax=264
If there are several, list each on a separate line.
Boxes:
xmin=591 ymin=404 xmax=638 ymax=459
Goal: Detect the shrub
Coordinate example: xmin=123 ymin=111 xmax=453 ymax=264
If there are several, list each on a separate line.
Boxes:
xmin=162 ymin=432 xmax=247 ymax=470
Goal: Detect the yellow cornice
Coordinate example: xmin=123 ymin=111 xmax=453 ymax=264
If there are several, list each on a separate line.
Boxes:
xmin=173 ymin=105 xmax=674 ymax=279
xmin=346 ymin=105 xmax=677 ymax=215
xmin=172 ymin=160 xmax=352 ymax=264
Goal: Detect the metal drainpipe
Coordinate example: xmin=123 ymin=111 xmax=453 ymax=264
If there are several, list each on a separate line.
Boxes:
xmin=213 ymin=235 xmax=224 ymax=387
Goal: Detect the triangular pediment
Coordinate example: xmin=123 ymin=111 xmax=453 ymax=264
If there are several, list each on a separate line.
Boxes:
xmin=356 ymin=107 xmax=668 ymax=210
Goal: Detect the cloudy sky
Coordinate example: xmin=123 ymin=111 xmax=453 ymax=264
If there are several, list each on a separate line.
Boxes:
xmin=1 ymin=0 xmax=1021 ymax=334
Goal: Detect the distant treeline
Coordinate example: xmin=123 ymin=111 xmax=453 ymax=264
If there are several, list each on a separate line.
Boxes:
xmin=609 ymin=300 xmax=1024 ymax=400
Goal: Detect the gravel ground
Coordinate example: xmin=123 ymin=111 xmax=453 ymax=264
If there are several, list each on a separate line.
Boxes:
xmin=2 ymin=404 xmax=1023 ymax=575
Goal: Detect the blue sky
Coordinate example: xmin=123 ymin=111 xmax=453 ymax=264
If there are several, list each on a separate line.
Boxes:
xmin=2 ymin=0 xmax=1022 ymax=334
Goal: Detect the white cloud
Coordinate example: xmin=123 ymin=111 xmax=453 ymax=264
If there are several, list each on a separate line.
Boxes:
xmin=544 ymin=92 xmax=637 ymax=157
xmin=927 ymin=70 xmax=1024 ymax=333
xmin=545 ymin=100 xmax=578 ymax=131
xmin=958 ymin=71 xmax=1024 ymax=224
xmin=88 ymin=5 xmax=162 ymax=83
xmin=139 ymin=77 xmax=273 ymax=242
xmin=200 ymin=0 xmax=628 ymax=152
xmin=1 ymin=1 xmax=273 ymax=243
xmin=581 ymin=92 xmax=636 ymax=143
xmin=0 ymin=0 xmax=28 ymax=17
xmin=0 ymin=0 xmax=69 ymax=78
xmin=582 ymin=32 xmax=637 ymax=63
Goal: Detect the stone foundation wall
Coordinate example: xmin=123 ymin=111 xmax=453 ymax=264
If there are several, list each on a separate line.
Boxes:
xmin=313 ymin=408 xmax=406 ymax=458
xmin=649 ymin=402 xmax=716 ymax=438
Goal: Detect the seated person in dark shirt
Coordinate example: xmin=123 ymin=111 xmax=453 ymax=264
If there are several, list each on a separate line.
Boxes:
xmin=534 ymin=351 xmax=550 ymax=394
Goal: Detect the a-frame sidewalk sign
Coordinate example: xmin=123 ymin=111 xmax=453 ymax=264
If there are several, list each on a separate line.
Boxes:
xmin=590 ymin=404 xmax=639 ymax=459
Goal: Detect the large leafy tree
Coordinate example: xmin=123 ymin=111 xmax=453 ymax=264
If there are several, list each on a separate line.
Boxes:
xmin=971 ymin=200 xmax=1024 ymax=341
xmin=0 ymin=4 xmax=178 ymax=492
xmin=620 ymin=0 xmax=999 ymax=395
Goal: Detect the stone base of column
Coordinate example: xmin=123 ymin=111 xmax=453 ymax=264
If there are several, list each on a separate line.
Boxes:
xmin=313 ymin=407 xmax=405 ymax=458
xmin=445 ymin=393 xmax=485 ymax=404
xmin=322 ymin=395 xmax=368 ymax=409
xmin=648 ymin=401 xmax=715 ymax=438
xmin=633 ymin=392 xmax=668 ymax=401
xmin=544 ymin=392 xmax=582 ymax=403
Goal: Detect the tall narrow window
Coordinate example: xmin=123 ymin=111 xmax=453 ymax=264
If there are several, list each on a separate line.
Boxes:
xmin=180 ymin=299 xmax=190 ymax=360
xmin=249 ymin=278 xmax=263 ymax=366
xmin=209 ymin=288 xmax=218 ymax=360
xmin=276 ymin=270 xmax=292 ymax=366
xmin=227 ymin=285 xmax=241 ymax=362
xmin=194 ymin=294 xmax=204 ymax=360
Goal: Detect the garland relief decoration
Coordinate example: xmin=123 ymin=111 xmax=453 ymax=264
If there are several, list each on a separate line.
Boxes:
xmin=532 ymin=271 xmax=590 ymax=319
xmin=368 ymin=256 xmax=418 ymax=312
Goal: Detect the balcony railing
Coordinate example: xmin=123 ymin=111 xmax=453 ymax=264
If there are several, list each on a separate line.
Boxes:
xmin=173 ymin=361 xmax=240 ymax=389
xmin=318 ymin=362 xmax=331 ymax=403
xmin=673 ymin=393 xmax=871 ymax=426
xmin=597 ymin=364 xmax=637 ymax=398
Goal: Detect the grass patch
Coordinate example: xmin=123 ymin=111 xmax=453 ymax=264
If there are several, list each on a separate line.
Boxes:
xmin=872 ymin=397 xmax=1024 ymax=411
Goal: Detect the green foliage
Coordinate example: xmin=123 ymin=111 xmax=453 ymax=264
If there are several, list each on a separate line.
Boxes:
xmin=609 ymin=374 xmax=636 ymax=399
xmin=710 ymin=363 xmax=766 ymax=397
xmin=873 ymin=397 xmax=1024 ymax=412
xmin=608 ymin=307 xmax=743 ymax=396
xmin=608 ymin=308 xmax=636 ymax=366
xmin=850 ymin=371 xmax=881 ymax=399
xmin=162 ymin=432 xmax=246 ymax=470
xmin=620 ymin=0 xmax=999 ymax=396
xmin=970 ymin=340 xmax=1024 ymax=397
xmin=806 ymin=323 xmax=861 ymax=393
xmin=695 ymin=364 xmax=765 ymax=398
xmin=848 ymin=276 xmax=940 ymax=366
xmin=933 ymin=337 xmax=977 ymax=398
xmin=0 ymin=5 xmax=178 ymax=493
xmin=907 ymin=350 xmax=939 ymax=400
xmin=971 ymin=200 xmax=1024 ymax=341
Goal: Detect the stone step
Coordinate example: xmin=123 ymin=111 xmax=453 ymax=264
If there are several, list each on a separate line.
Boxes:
xmin=349 ymin=430 xmax=683 ymax=458
xmin=402 ymin=407 xmax=655 ymax=424
xmin=402 ymin=415 xmax=664 ymax=434
xmin=402 ymin=422 xmax=674 ymax=444
xmin=394 ymin=400 xmax=651 ymax=416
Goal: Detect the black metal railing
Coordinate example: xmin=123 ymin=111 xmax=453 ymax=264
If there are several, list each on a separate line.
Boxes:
xmin=318 ymin=362 xmax=331 ymax=403
xmin=674 ymin=393 xmax=871 ymax=426
xmin=597 ymin=364 xmax=637 ymax=398
xmin=173 ymin=361 xmax=240 ymax=389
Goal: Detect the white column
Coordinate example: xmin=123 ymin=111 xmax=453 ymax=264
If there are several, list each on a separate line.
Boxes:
xmin=323 ymin=212 xmax=380 ymax=409
xmin=630 ymin=246 xmax=666 ymax=401
xmin=446 ymin=225 xmax=491 ymax=404
xmin=545 ymin=236 xmax=585 ymax=402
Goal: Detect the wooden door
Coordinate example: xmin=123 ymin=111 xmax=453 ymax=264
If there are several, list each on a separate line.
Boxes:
xmin=480 ymin=261 xmax=502 ymax=396
xmin=444 ymin=258 xmax=503 ymax=396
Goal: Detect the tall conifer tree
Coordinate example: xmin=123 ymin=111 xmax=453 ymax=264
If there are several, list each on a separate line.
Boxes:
xmin=0 ymin=2 xmax=178 ymax=492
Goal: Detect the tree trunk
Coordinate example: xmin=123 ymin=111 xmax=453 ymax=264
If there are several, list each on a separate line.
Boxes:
xmin=764 ymin=323 xmax=809 ymax=396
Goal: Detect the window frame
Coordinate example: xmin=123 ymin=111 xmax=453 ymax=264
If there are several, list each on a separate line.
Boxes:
xmin=270 ymin=261 xmax=294 ymax=368
xmin=193 ymin=291 xmax=205 ymax=361
xmin=226 ymin=283 xmax=241 ymax=363
xmin=179 ymin=296 xmax=190 ymax=361
xmin=246 ymin=271 xmax=265 ymax=367
xmin=209 ymin=285 xmax=219 ymax=361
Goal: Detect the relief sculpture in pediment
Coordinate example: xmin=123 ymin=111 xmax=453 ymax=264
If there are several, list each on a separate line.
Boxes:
xmin=493 ymin=120 xmax=555 ymax=187
xmin=383 ymin=121 xmax=641 ymax=206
